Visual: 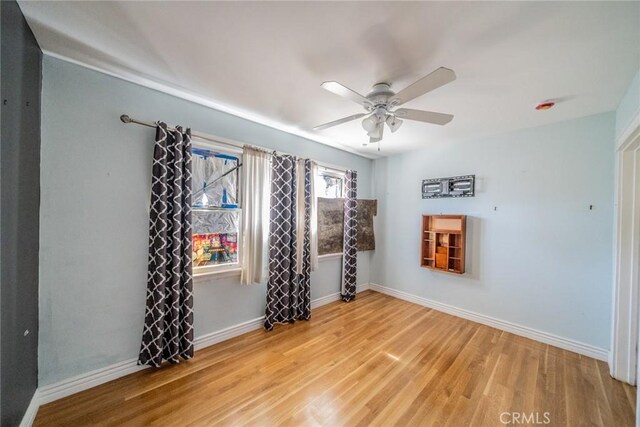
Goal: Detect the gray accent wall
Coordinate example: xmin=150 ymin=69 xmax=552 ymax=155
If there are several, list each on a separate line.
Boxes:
xmin=1 ymin=0 xmax=42 ymax=425
xmin=39 ymin=56 xmax=373 ymax=386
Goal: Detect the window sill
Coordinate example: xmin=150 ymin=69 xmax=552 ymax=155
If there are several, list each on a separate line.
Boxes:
xmin=193 ymin=266 xmax=242 ymax=282
xmin=193 ymin=254 xmax=345 ymax=282
xmin=319 ymin=253 xmax=342 ymax=261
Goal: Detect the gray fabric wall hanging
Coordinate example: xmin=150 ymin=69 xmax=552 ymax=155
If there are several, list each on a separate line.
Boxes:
xmin=265 ymin=154 xmax=312 ymax=330
xmin=317 ymin=198 xmax=377 ymax=254
xmin=138 ymin=122 xmax=194 ymax=367
xmin=341 ymin=170 xmax=358 ymax=302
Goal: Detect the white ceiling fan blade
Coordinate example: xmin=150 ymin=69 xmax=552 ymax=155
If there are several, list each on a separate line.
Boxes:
xmin=394 ymin=108 xmax=454 ymax=125
xmin=321 ymin=81 xmax=372 ymax=108
xmin=313 ymin=113 xmax=367 ymax=130
xmin=390 ymin=67 xmax=456 ymax=106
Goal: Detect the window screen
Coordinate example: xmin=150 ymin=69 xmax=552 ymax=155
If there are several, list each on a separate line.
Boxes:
xmin=191 ymin=148 xmax=241 ymax=269
xmin=316 ymin=171 xmax=343 ymax=199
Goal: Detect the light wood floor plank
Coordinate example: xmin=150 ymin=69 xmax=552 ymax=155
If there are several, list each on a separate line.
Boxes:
xmin=34 ymin=291 xmax=635 ymax=426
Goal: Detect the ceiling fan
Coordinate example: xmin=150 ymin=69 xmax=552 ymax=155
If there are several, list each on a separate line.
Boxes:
xmin=314 ymin=67 xmax=456 ymax=148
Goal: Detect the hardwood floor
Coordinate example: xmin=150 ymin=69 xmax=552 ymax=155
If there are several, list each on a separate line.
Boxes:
xmin=34 ymin=290 xmax=635 ymax=426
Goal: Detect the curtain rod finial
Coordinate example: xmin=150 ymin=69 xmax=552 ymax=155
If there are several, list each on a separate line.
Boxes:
xmin=120 ymin=114 xmax=131 ymax=123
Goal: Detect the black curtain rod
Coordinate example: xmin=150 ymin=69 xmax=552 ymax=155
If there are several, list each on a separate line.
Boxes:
xmin=120 ymin=113 xmax=348 ymax=172
xmin=120 ymin=114 xmax=241 ymax=150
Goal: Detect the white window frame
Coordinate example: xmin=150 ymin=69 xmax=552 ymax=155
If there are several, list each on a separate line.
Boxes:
xmin=315 ymin=164 xmax=346 ymax=259
xmin=316 ymin=165 xmax=344 ymax=199
xmin=191 ymin=138 xmax=243 ymax=278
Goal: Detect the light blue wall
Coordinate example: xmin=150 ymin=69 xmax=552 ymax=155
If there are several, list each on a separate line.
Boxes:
xmin=370 ymin=113 xmax=615 ymax=350
xmin=615 ymin=69 xmax=640 ymax=142
xmin=39 ymin=54 xmax=621 ymax=387
xmin=39 ymin=57 xmax=373 ymax=386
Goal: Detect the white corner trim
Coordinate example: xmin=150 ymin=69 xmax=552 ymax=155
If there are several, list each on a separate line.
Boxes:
xmin=42 ymin=51 xmax=378 ymax=160
xmin=18 ymin=390 xmax=40 ymax=427
xmin=609 ymin=117 xmax=640 ymax=385
xmin=368 ymin=283 xmax=608 ymax=361
xmin=616 ymin=107 xmax=640 ymax=151
xmin=35 ymin=284 xmax=370 ymax=407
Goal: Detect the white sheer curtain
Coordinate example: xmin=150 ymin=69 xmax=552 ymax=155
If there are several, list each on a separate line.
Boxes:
xmin=240 ymin=146 xmax=272 ymax=284
xmin=309 ymin=161 xmax=319 ymax=271
xmin=296 ymin=159 xmax=319 ymax=274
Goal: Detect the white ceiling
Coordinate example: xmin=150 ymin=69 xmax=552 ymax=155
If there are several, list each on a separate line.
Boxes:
xmin=19 ymin=1 xmax=640 ymax=157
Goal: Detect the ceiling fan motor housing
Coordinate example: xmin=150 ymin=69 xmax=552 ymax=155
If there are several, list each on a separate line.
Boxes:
xmin=367 ymin=83 xmax=394 ymax=108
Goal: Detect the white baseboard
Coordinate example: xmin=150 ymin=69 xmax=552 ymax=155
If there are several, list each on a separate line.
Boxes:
xmin=368 ymin=283 xmax=608 ymax=361
xmin=34 ymin=283 xmax=370 ymax=410
xmin=310 ymin=293 xmax=340 ymax=308
xmin=18 ymin=390 xmax=40 ymax=427
xmin=38 ymin=358 xmax=146 ymax=406
xmin=358 ymin=282 xmax=371 ymax=291
xmin=27 ymin=281 xmax=603 ymax=423
xmin=194 ymin=316 xmax=265 ymax=350
xmin=311 ymin=283 xmax=370 ymax=308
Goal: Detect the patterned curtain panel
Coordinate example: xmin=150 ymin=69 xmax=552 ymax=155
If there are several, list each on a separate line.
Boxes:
xmin=265 ymin=155 xmax=312 ymax=330
xmin=341 ymin=170 xmax=358 ymax=302
xmin=138 ymin=122 xmax=194 ymax=367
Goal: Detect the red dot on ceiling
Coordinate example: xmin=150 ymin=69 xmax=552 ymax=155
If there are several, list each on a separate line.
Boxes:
xmin=535 ymin=102 xmax=555 ymax=111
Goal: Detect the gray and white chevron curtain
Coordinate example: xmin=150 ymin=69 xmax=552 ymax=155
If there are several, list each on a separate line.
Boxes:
xmin=341 ymin=170 xmax=358 ymax=302
xmin=265 ymin=155 xmax=313 ymax=330
xmin=139 ymin=122 xmax=194 ymax=367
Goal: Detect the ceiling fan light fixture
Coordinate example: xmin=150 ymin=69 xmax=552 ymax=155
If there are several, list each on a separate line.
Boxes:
xmin=362 ymin=115 xmax=378 ymax=133
xmin=367 ymin=122 xmax=382 ymax=139
xmin=386 ymin=115 xmax=403 ymax=133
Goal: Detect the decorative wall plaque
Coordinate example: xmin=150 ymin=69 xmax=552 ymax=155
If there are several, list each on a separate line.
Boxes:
xmin=422 ymin=175 xmax=475 ymax=199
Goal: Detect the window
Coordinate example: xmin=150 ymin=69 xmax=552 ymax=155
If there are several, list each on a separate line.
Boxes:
xmin=315 ymin=166 xmax=345 ymax=258
xmin=315 ymin=167 xmax=343 ymax=198
xmin=191 ymin=145 xmax=241 ymax=273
